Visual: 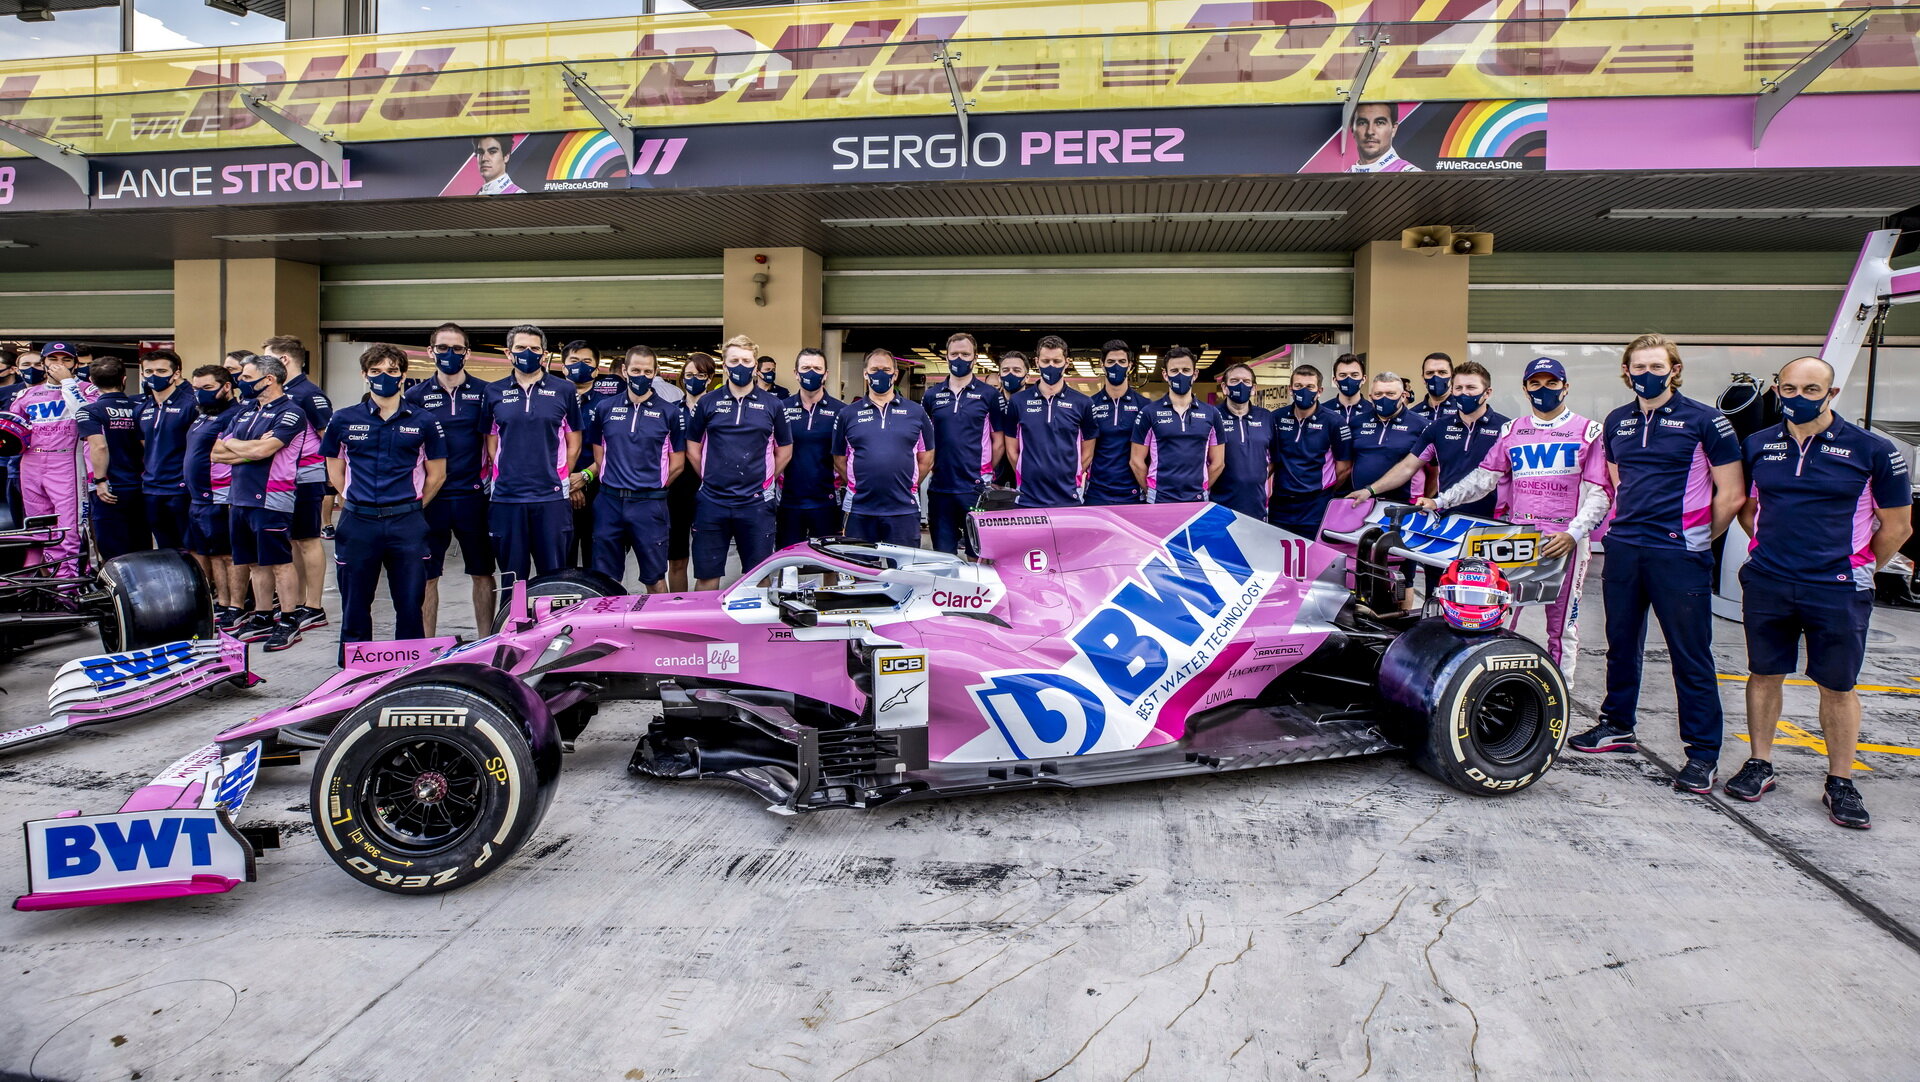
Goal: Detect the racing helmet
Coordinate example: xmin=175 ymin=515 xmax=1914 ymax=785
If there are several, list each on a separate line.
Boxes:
xmin=0 ymin=411 xmax=26 ymax=457
xmin=1434 ymin=557 xmax=1512 ymax=632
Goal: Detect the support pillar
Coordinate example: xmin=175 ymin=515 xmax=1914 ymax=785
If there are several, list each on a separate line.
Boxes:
xmin=173 ymin=257 xmax=321 ymax=380
xmin=1351 ymin=240 xmax=1469 ymax=376
xmin=723 ymin=247 xmax=823 ymax=388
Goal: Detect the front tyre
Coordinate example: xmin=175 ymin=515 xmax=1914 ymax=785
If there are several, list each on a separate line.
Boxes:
xmin=310 ymin=683 xmax=550 ymax=895
xmin=97 ymin=549 xmax=215 ymax=651
xmin=1377 ymin=620 xmax=1568 ymax=796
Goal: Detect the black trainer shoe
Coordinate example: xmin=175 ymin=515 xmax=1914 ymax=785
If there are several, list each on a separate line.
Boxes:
xmin=1723 ymin=758 xmax=1776 ymax=802
xmin=320 ymin=525 xmax=337 ymax=541
xmin=1823 ymin=776 xmax=1871 ymax=829
xmin=215 ymin=605 xmax=243 ymax=634
xmin=295 ymin=606 xmax=328 ymax=632
xmin=263 ymin=614 xmax=303 ymax=653
xmin=1673 ymin=757 xmax=1716 ymax=794
xmin=232 ymin=610 xmax=277 ymax=643
xmin=1569 ymin=721 xmax=1638 ymax=754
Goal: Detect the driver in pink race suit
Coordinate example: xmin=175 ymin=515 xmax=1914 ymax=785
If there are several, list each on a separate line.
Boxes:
xmin=1418 ymin=356 xmax=1611 ymax=677
xmin=12 ymin=341 xmax=99 ymax=577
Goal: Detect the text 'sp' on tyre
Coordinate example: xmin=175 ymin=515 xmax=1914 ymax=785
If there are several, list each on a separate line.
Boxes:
xmin=1377 ymin=619 xmax=1568 ymax=796
xmin=96 ymin=549 xmax=215 ymax=652
xmin=491 ymin=566 xmax=625 ymax=634
xmin=310 ymin=682 xmax=550 ymax=895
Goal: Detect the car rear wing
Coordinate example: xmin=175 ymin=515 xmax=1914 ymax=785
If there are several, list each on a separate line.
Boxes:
xmin=1320 ymin=499 xmax=1573 ymax=607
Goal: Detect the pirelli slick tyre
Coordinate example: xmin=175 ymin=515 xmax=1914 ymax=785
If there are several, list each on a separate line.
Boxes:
xmin=96 ymin=549 xmax=215 ymax=652
xmin=490 ymin=567 xmax=624 ymax=634
xmin=1377 ymin=619 xmax=1568 ymax=797
xmin=310 ymin=681 xmax=554 ymax=895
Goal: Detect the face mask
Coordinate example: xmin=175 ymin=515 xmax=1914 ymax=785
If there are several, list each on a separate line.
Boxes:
xmin=236 ymin=376 xmax=263 ymax=399
xmin=685 ymin=374 xmax=711 ymax=395
xmin=1227 ymin=384 xmax=1253 ymax=404
xmin=1336 ymin=376 xmax=1362 ymax=397
xmin=726 ymin=363 xmax=755 ymax=387
xmin=565 ymin=361 xmax=596 ymax=384
xmin=1371 ymin=396 xmax=1400 ymax=418
xmin=195 ymin=388 xmax=226 ymax=411
xmin=18 ymin=368 xmax=44 ymax=386
xmin=1424 ymin=374 xmax=1450 ymax=399
xmin=76 ymin=366 xmax=91 ymax=382
xmin=432 ymin=348 xmax=465 ymax=375
xmin=867 ymin=370 xmax=895 ymax=395
xmin=627 ymin=375 xmax=654 ymax=397
xmin=1778 ymin=393 xmax=1828 ymax=425
xmin=1001 ymin=371 xmax=1023 ymax=388
xmin=1630 ymin=371 xmax=1669 ymax=399
xmin=1449 ymin=392 xmax=1485 ymax=414
xmin=367 ymin=373 xmax=402 ymax=398
xmin=142 ymin=374 xmax=172 ymax=394
xmin=1166 ymin=372 xmax=1194 ymax=396
xmin=1038 ymin=365 xmax=1065 ymax=385
xmin=797 ymin=370 xmax=825 ymax=392
xmin=1528 ymin=386 xmax=1566 ymax=413
xmin=1105 ymin=363 xmax=1130 ymax=386
xmin=1291 ymin=387 xmax=1318 ymax=410
xmin=948 ymin=357 xmax=974 ymax=378
xmin=759 ymin=370 xmax=777 ymax=386
xmin=511 ymin=348 xmax=544 ymax=374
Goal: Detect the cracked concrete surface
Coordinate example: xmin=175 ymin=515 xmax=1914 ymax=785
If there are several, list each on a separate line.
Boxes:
xmin=4 ymin=564 xmax=1920 ymax=1080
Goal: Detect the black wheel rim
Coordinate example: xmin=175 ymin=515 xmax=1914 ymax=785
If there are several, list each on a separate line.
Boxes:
xmin=357 ymin=736 xmax=487 ymax=853
xmin=1473 ymin=675 xmax=1546 ymax=765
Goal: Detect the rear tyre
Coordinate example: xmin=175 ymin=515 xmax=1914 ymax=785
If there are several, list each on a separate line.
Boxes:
xmin=1377 ymin=619 xmax=1568 ymax=796
xmin=491 ymin=567 xmax=624 ymax=634
xmin=96 ymin=549 xmax=215 ymax=652
xmin=310 ymin=682 xmax=551 ymax=895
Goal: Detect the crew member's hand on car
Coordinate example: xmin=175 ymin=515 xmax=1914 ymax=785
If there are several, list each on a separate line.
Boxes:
xmin=1344 ymin=486 xmax=1374 ymax=504
xmin=1538 ymin=531 xmax=1576 ymax=560
xmin=1415 ymin=497 xmax=1439 ymax=513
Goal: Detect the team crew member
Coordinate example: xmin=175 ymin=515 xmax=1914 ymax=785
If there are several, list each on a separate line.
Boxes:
xmin=407 ymin=321 xmax=496 ymax=638
xmin=77 ymin=358 xmax=149 ymax=559
xmin=1007 ymin=337 xmax=1097 ymax=508
xmin=0 ymin=349 xmax=22 ymax=509
xmin=262 ymin=336 xmax=332 ymax=634
xmin=1344 ymin=373 xmax=1424 ymax=502
xmin=835 ymin=349 xmax=934 ymax=547
xmin=322 ymin=344 xmax=448 ymax=658
xmin=1419 ymin=357 xmax=1611 ymax=676
xmin=134 ymin=350 xmax=193 ymax=549
xmin=1328 ymin=353 xmax=1369 ymax=430
xmin=214 ymin=354 xmax=312 ymax=652
xmin=1269 ymin=365 xmax=1353 ymax=536
xmin=1085 ymin=340 xmax=1152 ymax=507
xmin=1131 ymin=346 xmax=1224 ymax=503
xmin=755 ymin=355 xmax=791 ymax=398
xmin=222 ymin=350 xmax=248 ymax=376
xmin=485 ymin=324 xmax=582 ymax=588
xmin=1728 ymin=357 xmax=1913 ymax=827
xmin=587 ymin=346 xmax=686 ymax=590
xmin=562 ymin=340 xmax=604 ymax=570
xmin=184 ymin=365 xmax=244 ymax=628
xmin=1410 ymin=352 xmax=1455 ymax=424
xmin=1354 ymin=361 xmax=1509 ymax=519
xmin=778 ymin=348 xmax=845 ymax=547
xmin=666 ymin=353 xmax=716 ymax=592
xmin=1211 ymin=363 xmax=1275 ymax=519
xmin=1575 ymin=334 xmax=1745 ymax=793
xmin=924 ymin=332 xmax=1007 ymax=553
xmin=687 ymin=335 xmax=792 ymax=589
xmin=991 ymin=350 xmax=1034 ymax=489
xmin=14 ymin=343 xmax=99 ymax=576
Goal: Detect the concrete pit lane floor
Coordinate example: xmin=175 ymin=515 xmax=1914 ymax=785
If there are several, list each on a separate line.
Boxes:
xmin=4 ymin=556 xmax=1920 ymax=1081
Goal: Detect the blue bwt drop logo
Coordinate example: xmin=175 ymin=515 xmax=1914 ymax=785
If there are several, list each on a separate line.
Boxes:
xmin=975 ymin=673 xmax=1107 ymax=759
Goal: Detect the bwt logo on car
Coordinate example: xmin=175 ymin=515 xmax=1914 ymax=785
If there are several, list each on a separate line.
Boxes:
xmin=41 ymin=816 xmax=225 ymax=880
xmin=80 ymin=642 xmax=196 ymax=692
xmin=968 ymin=504 xmax=1282 ymax=760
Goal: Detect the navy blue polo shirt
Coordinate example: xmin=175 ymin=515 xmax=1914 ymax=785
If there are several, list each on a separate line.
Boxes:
xmin=1603 ymin=392 xmax=1741 ymax=551
xmin=1745 ymin=415 xmax=1911 ymax=589
xmin=1213 ymin=405 xmax=1275 ymax=516
xmin=687 ymin=387 xmax=793 ymax=506
xmin=135 ymin=387 xmax=195 ymax=496
xmin=404 ymin=374 xmax=491 ymax=494
xmin=321 ymin=401 xmax=448 ymax=506
xmin=1008 ymin=386 xmax=1097 ymax=508
xmin=1271 ymin=405 xmax=1354 ymax=499
xmin=585 ymin=392 xmax=686 ymax=492
xmin=484 ymin=374 xmax=582 ymax=505
xmin=281 ymin=373 xmax=334 ymax=485
xmin=1327 ymin=397 xmax=1369 ymax=431
xmin=780 ymin=392 xmax=846 ymax=509
xmin=924 ymin=378 xmax=1009 ymax=495
xmin=834 ymin=395 xmax=931 ymax=516
xmin=76 ymin=391 xmax=146 ymax=492
xmin=185 ymin=400 xmax=239 ymax=504
xmin=1349 ymin=409 xmax=1425 ymax=501
xmin=1415 ymin=408 xmax=1509 ymax=518
xmin=221 ymin=396 xmax=309 ymax=512
xmin=1086 ymin=387 xmax=1154 ymax=503
xmin=0 ymin=380 xmax=22 ymax=411
xmin=590 ymin=374 xmax=625 ymax=400
xmin=759 ymin=377 xmax=792 ymax=399
xmin=1131 ymin=397 xmax=1224 ymax=503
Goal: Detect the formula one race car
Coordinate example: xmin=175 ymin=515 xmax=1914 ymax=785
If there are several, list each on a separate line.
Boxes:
xmin=16 ymin=501 xmax=1572 ymax=911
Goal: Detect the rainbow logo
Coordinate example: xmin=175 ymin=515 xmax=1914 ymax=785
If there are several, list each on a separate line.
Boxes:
xmin=547 ymin=130 xmax=628 ymax=181
xmin=1438 ymin=100 xmax=1548 ymax=160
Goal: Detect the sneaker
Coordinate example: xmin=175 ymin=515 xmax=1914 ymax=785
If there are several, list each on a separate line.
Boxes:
xmin=263 ymin=614 xmax=303 ymax=653
xmin=232 ymin=611 xmax=277 ymax=643
xmin=1723 ymin=758 xmax=1776 ymax=802
xmin=320 ymin=525 xmax=337 ymax=541
xmin=1569 ymin=721 xmax=1638 ymax=754
xmin=1673 ymin=758 xmax=1716 ymax=794
xmin=215 ymin=605 xmax=243 ymax=634
xmin=295 ymin=606 xmax=328 ymax=632
xmin=1823 ymin=776 xmax=1871 ymax=829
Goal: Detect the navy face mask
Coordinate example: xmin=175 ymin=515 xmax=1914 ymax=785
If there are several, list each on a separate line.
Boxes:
xmin=142 ymin=374 xmax=172 ymax=394
xmin=1166 ymin=372 xmax=1194 ymax=396
xmin=432 ymin=348 xmax=465 ymax=374
xmin=1630 ymin=371 xmax=1669 ymax=400
xmin=948 ymin=356 xmax=974 ymax=378
xmin=18 ymin=368 xmax=45 ymax=386
xmin=1226 ymin=384 xmax=1253 ymax=404
xmin=1291 ymin=387 xmax=1318 ymax=411
xmin=367 ymin=373 xmax=402 ymax=398
xmin=1370 ymin=396 xmax=1400 ymax=418
xmin=726 ymin=363 xmax=755 ymax=387
xmin=1105 ymin=363 xmax=1130 ymax=386
xmin=565 ymin=361 xmax=596 ymax=384
xmin=797 ymin=370 xmax=825 ymax=392
xmin=1449 ymin=392 xmax=1485 ymax=414
xmin=1038 ymin=364 xmax=1065 ymax=385
xmin=627 ymin=375 xmax=654 ymax=397
xmin=1779 ymin=393 xmax=1828 ymax=425
xmin=1424 ymin=374 xmax=1451 ymax=399
xmin=867 ymin=370 xmax=895 ymax=395
xmin=236 ymin=376 xmax=263 ymax=399
xmin=684 ymin=374 xmax=712 ymax=395
xmin=510 ymin=349 xmax=544 ymax=374
xmin=1336 ymin=376 xmax=1362 ymax=397
xmin=1528 ymin=386 xmax=1566 ymax=413
xmin=195 ymin=387 xmax=225 ymax=411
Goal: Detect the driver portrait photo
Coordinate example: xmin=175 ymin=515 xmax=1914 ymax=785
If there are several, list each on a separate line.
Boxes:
xmin=474 ymin=134 xmax=525 ymax=195
xmin=1348 ymin=103 xmax=1422 ymax=173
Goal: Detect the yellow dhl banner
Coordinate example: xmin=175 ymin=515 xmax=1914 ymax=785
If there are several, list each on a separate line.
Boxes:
xmin=0 ymin=0 xmax=1916 ymax=156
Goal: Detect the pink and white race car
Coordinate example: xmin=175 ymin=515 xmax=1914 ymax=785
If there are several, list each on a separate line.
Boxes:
xmin=15 ymin=501 xmax=1572 ymax=910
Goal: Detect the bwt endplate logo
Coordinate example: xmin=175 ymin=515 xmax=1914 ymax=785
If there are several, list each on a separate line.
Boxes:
xmin=963 ymin=504 xmax=1282 ymax=761
xmin=707 ymin=642 xmax=740 ymax=674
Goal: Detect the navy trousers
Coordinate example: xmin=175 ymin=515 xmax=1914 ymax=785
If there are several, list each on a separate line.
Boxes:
xmin=334 ymin=507 xmax=429 ymax=657
xmin=1600 ymin=540 xmax=1724 ymax=762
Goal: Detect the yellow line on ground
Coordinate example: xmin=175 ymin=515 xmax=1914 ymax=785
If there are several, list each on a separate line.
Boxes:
xmin=1716 ymin=673 xmax=1920 ymax=696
